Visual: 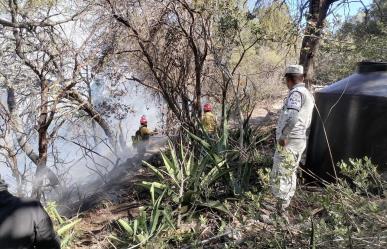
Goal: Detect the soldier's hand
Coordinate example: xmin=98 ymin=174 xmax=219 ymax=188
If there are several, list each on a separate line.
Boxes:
xmin=278 ymin=138 xmax=288 ymax=147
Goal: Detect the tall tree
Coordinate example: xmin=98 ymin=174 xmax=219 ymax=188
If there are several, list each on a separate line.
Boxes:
xmin=299 ymin=0 xmax=338 ymax=82
xmin=0 ymin=0 xmax=119 ymax=197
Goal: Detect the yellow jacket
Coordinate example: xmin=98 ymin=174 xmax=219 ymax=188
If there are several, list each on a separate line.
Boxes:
xmin=139 ymin=126 xmax=152 ymax=139
xmin=132 ymin=126 xmax=152 ymax=145
xmin=202 ymin=112 xmax=217 ymax=133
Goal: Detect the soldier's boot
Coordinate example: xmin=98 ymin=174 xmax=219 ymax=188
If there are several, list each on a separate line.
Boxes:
xmin=258 ymin=196 xmax=277 ymax=224
xmin=276 ymin=199 xmax=290 ymax=224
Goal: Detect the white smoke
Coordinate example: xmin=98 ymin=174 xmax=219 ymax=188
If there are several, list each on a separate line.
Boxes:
xmin=0 ymin=81 xmax=164 ymax=198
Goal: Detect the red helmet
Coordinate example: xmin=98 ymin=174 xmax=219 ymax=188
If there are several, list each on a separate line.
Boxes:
xmin=203 ymin=103 xmax=212 ymax=112
xmin=140 ymin=115 xmax=148 ymax=125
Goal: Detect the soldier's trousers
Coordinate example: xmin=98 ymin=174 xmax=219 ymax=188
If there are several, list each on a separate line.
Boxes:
xmin=269 ymin=138 xmax=306 ymax=208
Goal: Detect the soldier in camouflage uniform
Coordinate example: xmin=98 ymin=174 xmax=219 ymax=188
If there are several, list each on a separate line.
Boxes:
xmin=269 ymin=65 xmax=314 ymax=214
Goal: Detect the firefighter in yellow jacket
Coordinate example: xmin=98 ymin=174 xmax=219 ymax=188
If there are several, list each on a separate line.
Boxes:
xmin=132 ymin=115 xmax=153 ymax=157
xmin=202 ymin=103 xmax=217 ymax=134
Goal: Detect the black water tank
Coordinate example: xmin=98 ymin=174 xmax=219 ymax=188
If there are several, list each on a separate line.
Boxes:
xmin=306 ymin=62 xmax=387 ymax=181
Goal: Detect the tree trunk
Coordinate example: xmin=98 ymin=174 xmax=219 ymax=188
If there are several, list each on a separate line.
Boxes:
xmin=299 ymin=0 xmax=337 ymax=83
xmin=34 ymin=80 xmax=50 ymax=199
xmin=235 ymin=75 xmax=244 ymax=148
xmin=7 ymin=86 xmax=59 ymax=199
xmin=38 ymin=80 xmax=49 ymax=168
xmin=7 ymin=87 xmax=39 ymax=164
xmin=9 ymin=152 xmax=22 ymax=196
xmin=67 ymin=91 xmax=117 ymax=148
xmin=3 ymin=133 xmax=22 ymax=196
xmin=221 ymin=86 xmax=227 ymax=131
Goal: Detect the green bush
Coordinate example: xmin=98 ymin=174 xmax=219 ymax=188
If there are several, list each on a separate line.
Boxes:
xmin=338 ymin=157 xmax=383 ymax=195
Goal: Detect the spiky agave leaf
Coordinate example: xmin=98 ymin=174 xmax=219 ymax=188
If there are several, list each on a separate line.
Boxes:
xmin=57 ymin=219 xmax=81 ymax=237
xmin=142 ymin=161 xmax=165 ymax=179
xmin=161 ymin=151 xmax=179 ymax=185
xmin=118 ymin=219 xmax=134 ymax=236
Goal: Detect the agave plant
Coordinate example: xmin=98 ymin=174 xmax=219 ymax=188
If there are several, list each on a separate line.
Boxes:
xmin=142 ymin=139 xmax=229 ymax=205
xmin=45 ymin=202 xmax=82 ymax=249
xmin=188 ymin=119 xmax=255 ymax=196
xmin=116 ymin=189 xmax=174 ymax=247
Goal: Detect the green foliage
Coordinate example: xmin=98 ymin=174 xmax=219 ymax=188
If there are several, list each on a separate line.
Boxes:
xmin=310 ymin=182 xmax=384 ymax=247
xmin=191 ymin=125 xmax=255 ymax=196
xmin=142 ymin=139 xmax=230 ymax=205
xmin=45 ymin=202 xmax=81 ymax=249
xmin=116 ymin=190 xmax=173 ymax=247
xmin=304 ymin=157 xmax=386 ymax=247
xmin=124 ymin=121 xmax=274 ymax=246
xmin=218 ymin=11 xmax=239 ymax=36
xmin=338 ymin=157 xmax=383 ymax=194
xmin=316 ymin=2 xmax=387 ymax=83
xmin=256 ymin=167 xmax=271 ymax=187
xmin=254 ymin=2 xmax=295 ymax=41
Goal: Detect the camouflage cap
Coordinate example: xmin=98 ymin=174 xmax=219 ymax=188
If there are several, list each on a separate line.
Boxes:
xmin=285 ymin=65 xmax=304 ymax=75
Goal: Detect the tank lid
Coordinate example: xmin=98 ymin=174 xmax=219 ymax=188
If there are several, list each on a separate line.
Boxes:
xmin=357 ymin=61 xmax=387 ymax=73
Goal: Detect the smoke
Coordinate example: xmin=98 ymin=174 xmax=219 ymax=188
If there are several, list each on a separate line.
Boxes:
xmin=50 ymin=82 xmax=164 ymax=202
xmin=0 ymin=81 xmax=165 ymax=204
xmin=0 ymin=7 xmax=165 ymax=201
xmin=54 ymin=135 xmax=168 ymax=214
xmin=0 ymin=9 xmax=167 ymax=202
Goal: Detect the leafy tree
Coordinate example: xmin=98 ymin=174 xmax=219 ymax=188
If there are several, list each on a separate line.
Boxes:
xmin=315 ymin=0 xmax=387 ymax=84
xmin=299 ymin=0 xmax=340 ymax=82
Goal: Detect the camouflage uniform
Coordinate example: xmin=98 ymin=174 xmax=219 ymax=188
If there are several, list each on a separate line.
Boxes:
xmin=270 ymin=83 xmax=314 ymax=209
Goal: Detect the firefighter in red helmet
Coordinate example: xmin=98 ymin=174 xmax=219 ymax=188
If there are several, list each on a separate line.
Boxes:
xmin=132 ymin=115 xmax=155 ymax=157
xmin=139 ymin=116 xmax=151 ymax=138
xmin=202 ymin=103 xmax=217 ymax=134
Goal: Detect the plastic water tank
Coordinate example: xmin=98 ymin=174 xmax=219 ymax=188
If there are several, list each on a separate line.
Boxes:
xmin=306 ymin=62 xmax=387 ymax=181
